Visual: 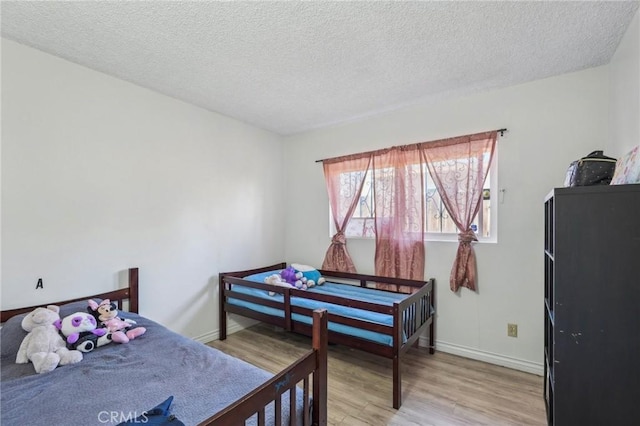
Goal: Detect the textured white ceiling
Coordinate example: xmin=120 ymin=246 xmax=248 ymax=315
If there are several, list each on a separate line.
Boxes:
xmin=2 ymin=1 xmax=638 ymax=135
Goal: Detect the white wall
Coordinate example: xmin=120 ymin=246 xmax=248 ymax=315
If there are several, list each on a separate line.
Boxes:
xmin=283 ymin=66 xmax=610 ymax=374
xmin=1 ymin=39 xmax=285 ymax=340
xmin=2 ymin=31 xmax=630 ymax=374
xmin=609 ymin=8 xmax=640 ymax=156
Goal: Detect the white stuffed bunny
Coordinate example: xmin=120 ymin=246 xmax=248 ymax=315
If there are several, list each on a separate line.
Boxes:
xmin=264 ymin=273 xmax=295 ymax=296
xmin=15 ymin=305 xmax=83 ymax=373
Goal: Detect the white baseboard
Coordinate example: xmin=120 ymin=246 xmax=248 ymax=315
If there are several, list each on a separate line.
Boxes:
xmin=194 ymin=322 xmax=246 ymax=344
xmin=420 ymin=336 xmax=544 ymax=376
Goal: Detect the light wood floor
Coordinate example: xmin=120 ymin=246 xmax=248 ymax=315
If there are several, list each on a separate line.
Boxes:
xmin=207 ymin=323 xmax=546 ymax=426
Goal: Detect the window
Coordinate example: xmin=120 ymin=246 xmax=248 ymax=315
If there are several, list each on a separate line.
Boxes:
xmin=335 ymin=146 xmax=498 ymax=242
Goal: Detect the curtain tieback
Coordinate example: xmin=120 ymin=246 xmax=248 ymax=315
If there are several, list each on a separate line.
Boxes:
xmin=331 ymin=231 xmax=347 ymax=245
xmin=458 ymin=229 xmax=478 ymax=244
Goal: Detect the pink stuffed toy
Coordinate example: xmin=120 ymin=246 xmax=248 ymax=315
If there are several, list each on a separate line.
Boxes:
xmin=87 ymin=299 xmax=146 ymax=344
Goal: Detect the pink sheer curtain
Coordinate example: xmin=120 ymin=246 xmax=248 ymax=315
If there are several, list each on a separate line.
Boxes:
xmin=421 ymin=131 xmax=497 ymax=292
xmin=321 ymin=155 xmax=372 ymax=272
xmin=372 ymin=148 xmax=425 ymax=290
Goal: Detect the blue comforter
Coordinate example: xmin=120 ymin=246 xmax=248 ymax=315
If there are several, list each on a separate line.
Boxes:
xmin=1 ymin=301 xmax=305 ymax=426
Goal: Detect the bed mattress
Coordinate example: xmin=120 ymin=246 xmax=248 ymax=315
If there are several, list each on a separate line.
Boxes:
xmin=228 ymin=270 xmax=412 ymax=346
xmin=1 ymin=301 xmax=305 ymax=426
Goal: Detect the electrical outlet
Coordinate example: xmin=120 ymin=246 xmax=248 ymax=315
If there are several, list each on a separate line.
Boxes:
xmin=508 ymin=323 xmax=518 ymax=338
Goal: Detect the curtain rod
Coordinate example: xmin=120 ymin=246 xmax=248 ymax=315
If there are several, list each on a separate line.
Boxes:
xmin=315 ymin=128 xmax=507 ymax=163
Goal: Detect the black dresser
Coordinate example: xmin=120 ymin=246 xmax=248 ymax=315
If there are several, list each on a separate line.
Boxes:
xmin=544 ymin=184 xmax=640 ymax=425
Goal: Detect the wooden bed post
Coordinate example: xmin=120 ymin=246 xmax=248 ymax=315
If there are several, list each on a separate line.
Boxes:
xmin=128 ymin=268 xmax=139 ymax=314
xmin=284 ymin=288 xmax=292 ymax=332
xmin=429 ymin=279 xmax=435 ymax=354
xmin=312 ymin=309 xmax=328 ymax=426
xmin=219 ymin=274 xmax=227 ymax=340
xmin=392 ymin=302 xmax=402 ymax=409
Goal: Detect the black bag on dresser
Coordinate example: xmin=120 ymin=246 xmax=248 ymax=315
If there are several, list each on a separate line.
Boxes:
xmin=564 ymin=150 xmax=617 ymax=187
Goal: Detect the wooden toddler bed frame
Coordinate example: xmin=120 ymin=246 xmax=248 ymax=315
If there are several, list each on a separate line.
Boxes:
xmin=2 ymin=267 xmax=329 ymax=426
xmin=219 ymin=262 xmax=436 ymax=409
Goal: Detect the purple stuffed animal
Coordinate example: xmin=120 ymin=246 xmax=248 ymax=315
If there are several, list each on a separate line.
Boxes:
xmin=280 ymin=266 xmax=298 ymax=285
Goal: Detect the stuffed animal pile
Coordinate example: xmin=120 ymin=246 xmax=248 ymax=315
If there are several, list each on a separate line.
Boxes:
xmin=15 ymin=299 xmax=147 ymax=370
xmin=263 ymin=264 xmax=326 ymax=296
xmin=291 ymin=263 xmax=326 ymax=288
xmin=16 ymin=305 xmax=83 ymax=373
xmin=264 ymin=267 xmax=296 ymax=296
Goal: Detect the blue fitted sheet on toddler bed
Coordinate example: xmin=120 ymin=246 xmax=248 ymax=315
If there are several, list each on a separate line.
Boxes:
xmin=227 ymin=270 xmax=417 ymax=346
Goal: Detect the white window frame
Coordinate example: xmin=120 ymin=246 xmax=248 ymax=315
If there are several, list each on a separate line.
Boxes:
xmin=328 ymin=145 xmax=499 ymax=244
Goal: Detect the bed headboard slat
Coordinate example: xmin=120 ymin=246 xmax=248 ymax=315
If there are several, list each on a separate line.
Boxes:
xmin=0 ymin=267 xmax=140 ymax=322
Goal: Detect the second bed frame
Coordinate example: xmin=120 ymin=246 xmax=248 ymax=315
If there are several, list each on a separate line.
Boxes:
xmin=219 ymin=262 xmax=436 ymax=409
